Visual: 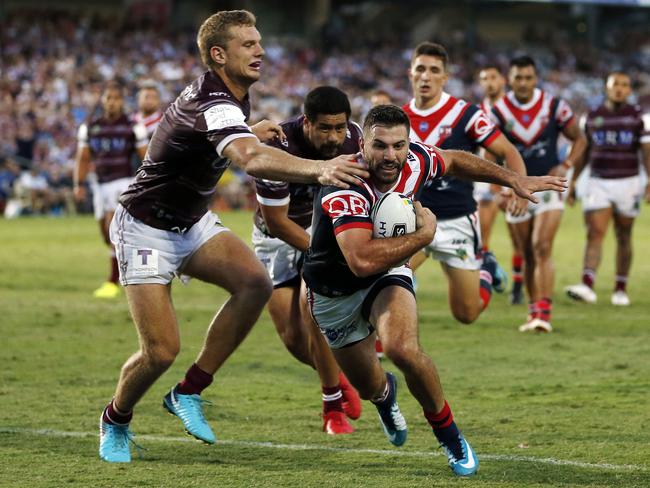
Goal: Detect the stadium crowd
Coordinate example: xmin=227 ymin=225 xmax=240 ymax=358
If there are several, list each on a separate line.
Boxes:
xmin=1 ymin=10 xmax=648 ymax=216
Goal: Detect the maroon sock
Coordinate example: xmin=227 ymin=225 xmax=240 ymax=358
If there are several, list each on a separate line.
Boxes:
xmin=109 ymin=255 xmax=119 ymax=284
xmin=615 ymin=275 xmax=627 ymax=292
xmin=322 ymin=385 xmax=343 ymax=414
xmin=582 ymin=268 xmax=596 ymax=289
xmin=176 ymin=363 xmax=213 ymax=395
xmin=102 ymin=399 xmax=132 ymax=425
xmin=512 ymin=254 xmax=523 ymax=284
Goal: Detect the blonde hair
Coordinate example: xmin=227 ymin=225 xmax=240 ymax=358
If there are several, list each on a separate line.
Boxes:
xmin=197 ymin=10 xmax=257 ymax=70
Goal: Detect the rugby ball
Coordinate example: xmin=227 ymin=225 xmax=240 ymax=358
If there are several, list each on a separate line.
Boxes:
xmin=371 ymin=192 xmax=416 ymax=239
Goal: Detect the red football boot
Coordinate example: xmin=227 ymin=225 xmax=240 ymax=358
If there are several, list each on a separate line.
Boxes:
xmin=339 ymin=372 xmax=362 ymax=420
xmin=323 ymin=410 xmax=354 ymax=435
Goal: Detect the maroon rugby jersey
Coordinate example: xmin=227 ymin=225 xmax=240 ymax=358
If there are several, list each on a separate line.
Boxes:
xmin=253 ymin=115 xmax=362 ymax=236
xmin=77 ymin=114 xmax=148 ymax=183
xmin=583 ymin=103 xmax=650 ymax=179
xmin=119 ymin=71 xmax=257 ymax=232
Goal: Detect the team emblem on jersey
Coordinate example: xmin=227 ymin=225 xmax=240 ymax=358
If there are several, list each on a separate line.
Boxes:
xmin=91 ymin=125 xmax=101 ymax=135
xmin=438 ymin=126 xmax=453 ymax=138
xmin=419 ymin=122 xmax=429 ymax=132
xmin=473 ymin=113 xmax=494 ymax=137
xmin=522 ymin=114 xmax=530 ymax=123
xmin=594 ymin=116 xmax=604 ymax=128
xmin=180 ymin=84 xmax=197 ymax=101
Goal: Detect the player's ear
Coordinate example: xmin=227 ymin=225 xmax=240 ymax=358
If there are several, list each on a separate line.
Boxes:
xmin=210 ymin=45 xmax=227 ymax=67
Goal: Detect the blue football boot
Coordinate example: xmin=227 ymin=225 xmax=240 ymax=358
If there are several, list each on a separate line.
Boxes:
xmin=373 ymin=372 xmax=408 ymax=447
xmin=163 ymin=386 xmax=216 ymax=444
xmin=440 ymin=432 xmax=479 ymax=477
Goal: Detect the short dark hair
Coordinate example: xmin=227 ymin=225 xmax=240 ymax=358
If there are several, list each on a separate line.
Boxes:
xmin=197 ymin=10 xmax=257 ymax=71
xmin=411 ymin=42 xmax=449 ymax=70
xmin=304 ymin=86 xmax=351 ymax=121
xmin=509 ymin=55 xmax=537 ymax=72
xmin=103 ymin=80 xmax=124 ymax=97
xmin=478 ymin=64 xmax=502 ymax=75
xmin=362 ymin=105 xmax=410 ymax=135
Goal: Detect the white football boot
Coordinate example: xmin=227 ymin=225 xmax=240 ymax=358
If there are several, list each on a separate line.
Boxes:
xmin=564 ymin=283 xmax=597 ymax=304
xmin=611 ymin=290 xmax=630 ymax=306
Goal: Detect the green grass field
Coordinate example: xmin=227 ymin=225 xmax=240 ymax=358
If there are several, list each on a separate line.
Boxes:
xmin=1 ymin=206 xmax=649 ymax=487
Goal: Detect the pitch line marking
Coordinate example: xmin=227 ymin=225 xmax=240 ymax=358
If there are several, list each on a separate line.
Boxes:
xmin=1 ymin=427 xmax=646 ymax=473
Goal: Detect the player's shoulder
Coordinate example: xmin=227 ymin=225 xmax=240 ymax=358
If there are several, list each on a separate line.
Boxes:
xmin=184 ymin=71 xmax=244 ymax=111
xmin=409 ymin=140 xmax=440 ymax=160
xmin=319 ymin=179 xmax=375 ymax=218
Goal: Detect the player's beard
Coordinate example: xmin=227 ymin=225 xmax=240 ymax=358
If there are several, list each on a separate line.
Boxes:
xmin=372 ymin=160 xmax=402 ymax=186
xmin=318 ymin=143 xmax=342 ymax=159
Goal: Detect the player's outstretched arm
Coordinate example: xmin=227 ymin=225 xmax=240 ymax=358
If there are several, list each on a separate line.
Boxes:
xmin=483 ymin=134 xmax=528 ymax=215
xmin=337 ymin=202 xmax=436 ymax=277
xmin=441 ymin=149 xmax=567 ymax=204
xmin=223 ymin=137 xmax=369 ymax=188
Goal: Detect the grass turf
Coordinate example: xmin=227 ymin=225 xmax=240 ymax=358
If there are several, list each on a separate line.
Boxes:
xmin=1 ymin=205 xmax=649 ymax=487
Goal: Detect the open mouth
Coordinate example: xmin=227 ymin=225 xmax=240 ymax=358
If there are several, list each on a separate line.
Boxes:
xmin=249 ymin=61 xmax=262 ymax=70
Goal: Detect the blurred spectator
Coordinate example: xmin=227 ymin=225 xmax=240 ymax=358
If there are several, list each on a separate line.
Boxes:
xmin=0 ymin=8 xmax=648 ymax=217
xmin=0 ymin=158 xmax=21 ymax=215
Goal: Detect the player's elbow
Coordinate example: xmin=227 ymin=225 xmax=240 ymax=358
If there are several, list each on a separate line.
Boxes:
xmin=347 ymin=255 xmax=376 ymax=278
xmin=240 ymin=142 xmax=268 ymax=177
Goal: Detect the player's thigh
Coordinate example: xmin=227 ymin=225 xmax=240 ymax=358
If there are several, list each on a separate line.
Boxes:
xmin=441 ymin=264 xmax=480 ymax=310
xmin=531 ymin=209 xmax=563 ymax=254
xmin=369 ymin=285 xmax=419 ymax=349
xmin=183 ymin=230 xmax=271 ymax=294
xmin=124 ymin=283 xmax=180 ymax=355
xmin=584 ymin=207 xmax=612 ymax=238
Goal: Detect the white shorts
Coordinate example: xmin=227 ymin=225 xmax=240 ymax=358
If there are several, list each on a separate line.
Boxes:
xmin=473 ymin=182 xmax=496 ymax=203
xmin=423 ymin=213 xmax=482 ymax=270
xmin=506 ymin=190 xmax=564 ymax=224
xmin=110 ymin=204 xmax=229 ymax=285
xmin=92 ymin=177 xmax=132 ymax=220
xmin=581 ymin=175 xmax=643 ymax=218
xmin=252 ymin=226 xmax=309 ymax=288
xmin=307 ymin=266 xmax=413 ymax=349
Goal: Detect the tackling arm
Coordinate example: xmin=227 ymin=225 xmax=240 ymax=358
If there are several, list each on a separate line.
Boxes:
xmin=223 ymin=137 xmax=368 ymax=188
xmin=259 ymin=203 xmax=311 ymax=252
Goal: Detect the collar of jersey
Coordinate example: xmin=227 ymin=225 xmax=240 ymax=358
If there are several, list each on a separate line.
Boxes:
xmin=506 ymin=88 xmax=542 ymax=111
xmin=408 ymin=92 xmax=451 ymax=117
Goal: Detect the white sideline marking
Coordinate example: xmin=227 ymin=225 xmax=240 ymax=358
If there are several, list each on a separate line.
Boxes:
xmin=1 ymin=427 xmax=645 ymax=473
